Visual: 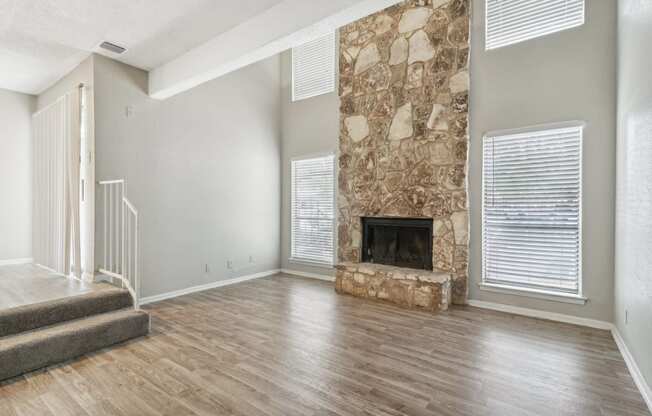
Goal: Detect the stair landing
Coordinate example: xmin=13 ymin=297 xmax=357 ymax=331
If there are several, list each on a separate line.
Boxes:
xmin=0 ymin=264 xmax=149 ymax=381
xmin=0 ymin=263 xmax=106 ymax=310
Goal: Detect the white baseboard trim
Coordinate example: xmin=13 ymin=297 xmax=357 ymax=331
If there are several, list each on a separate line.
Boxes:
xmin=468 ymin=299 xmax=651 ymax=411
xmin=140 ymin=269 xmax=281 ymax=305
xmin=281 ymin=268 xmax=335 ymax=282
xmin=95 ymin=273 xmax=119 ymax=286
xmin=467 ymin=299 xmax=613 ymax=330
xmin=34 ymin=263 xmax=67 ymax=277
xmin=0 ymin=257 xmax=33 ymax=266
xmin=612 ymin=327 xmax=652 ymax=413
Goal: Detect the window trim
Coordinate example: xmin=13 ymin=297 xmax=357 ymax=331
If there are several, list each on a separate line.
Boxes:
xmin=481 ymin=120 xmax=585 ymax=300
xmin=289 ymin=152 xmax=337 ymax=267
xmin=478 ymin=282 xmax=587 ymax=305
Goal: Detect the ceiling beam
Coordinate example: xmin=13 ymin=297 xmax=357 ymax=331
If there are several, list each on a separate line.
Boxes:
xmin=148 ymin=0 xmax=401 ymax=100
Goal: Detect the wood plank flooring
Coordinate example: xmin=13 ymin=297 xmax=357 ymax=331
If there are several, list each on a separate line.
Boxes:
xmin=0 ymin=273 xmax=649 ymax=416
xmin=0 ymin=264 xmax=105 ymax=310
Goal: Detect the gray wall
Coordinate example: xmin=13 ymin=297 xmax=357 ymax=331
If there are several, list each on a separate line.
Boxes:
xmin=280 ymin=1 xmax=618 ymax=321
xmin=280 ymin=50 xmax=339 ymax=277
xmin=93 ymin=54 xmax=282 ymax=298
xmin=37 ymin=56 xmax=93 ymax=111
xmin=615 ymin=0 xmax=652 ymax=390
xmin=468 ymin=0 xmax=617 ymax=321
xmin=0 ymin=89 xmax=35 ymax=261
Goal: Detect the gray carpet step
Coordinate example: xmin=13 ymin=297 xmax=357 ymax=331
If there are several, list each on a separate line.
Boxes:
xmin=0 ymin=288 xmax=133 ymax=338
xmin=0 ymin=309 xmax=149 ymax=381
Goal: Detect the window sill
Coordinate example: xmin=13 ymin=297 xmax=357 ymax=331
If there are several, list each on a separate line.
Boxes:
xmin=288 ymin=258 xmax=334 ymax=269
xmin=478 ymin=283 xmax=587 ymax=305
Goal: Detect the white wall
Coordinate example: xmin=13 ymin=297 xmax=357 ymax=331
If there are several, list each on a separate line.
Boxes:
xmin=280 ymin=50 xmax=340 ymax=278
xmin=0 ymin=89 xmax=34 ymax=262
xmin=93 ymin=54 xmax=282 ymax=298
xmin=468 ymin=0 xmax=617 ymax=322
xmin=615 ymin=0 xmax=652 ymax=392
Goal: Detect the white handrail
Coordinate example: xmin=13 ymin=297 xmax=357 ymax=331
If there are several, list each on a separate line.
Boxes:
xmin=98 ymin=180 xmax=140 ymax=308
xmin=98 ymin=179 xmax=125 ymax=185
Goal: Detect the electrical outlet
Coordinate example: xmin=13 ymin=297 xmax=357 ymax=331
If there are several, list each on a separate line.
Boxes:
xmin=125 ymin=105 xmax=134 ymax=118
xmin=227 ymin=260 xmax=233 ymax=270
xmin=204 ymin=264 xmax=209 ymax=273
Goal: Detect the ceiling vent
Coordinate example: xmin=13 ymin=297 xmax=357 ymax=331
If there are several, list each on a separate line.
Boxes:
xmin=99 ymin=41 xmax=127 ymax=54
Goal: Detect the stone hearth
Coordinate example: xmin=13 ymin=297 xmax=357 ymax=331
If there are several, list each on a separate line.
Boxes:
xmin=336 ymin=0 xmax=470 ymax=311
xmin=335 ymin=262 xmax=451 ymax=311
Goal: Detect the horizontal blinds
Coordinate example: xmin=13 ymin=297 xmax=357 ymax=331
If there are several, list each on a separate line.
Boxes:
xmin=292 ymin=32 xmax=336 ymax=101
xmin=291 ymin=155 xmax=335 ymax=265
xmin=486 ymin=0 xmax=585 ymax=50
xmin=482 ymin=125 xmax=582 ymax=293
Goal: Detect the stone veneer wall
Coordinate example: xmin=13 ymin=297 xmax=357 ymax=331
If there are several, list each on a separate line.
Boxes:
xmin=337 ymin=0 xmax=470 ymax=304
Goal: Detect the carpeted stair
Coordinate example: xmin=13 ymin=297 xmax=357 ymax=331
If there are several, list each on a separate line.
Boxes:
xmin=0 ymin=288 xmax=149 ymax=381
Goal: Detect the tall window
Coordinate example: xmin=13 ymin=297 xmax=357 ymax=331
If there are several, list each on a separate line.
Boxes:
xmin=486 ymin=0 xmax=585 ymax=50
xmin=292 ymin=32 xmax=336 ymax=102
xmin=291 ymin=154 xmax=335 ymax=265
xmin=482 ymin=124 xmax=583 ymax=295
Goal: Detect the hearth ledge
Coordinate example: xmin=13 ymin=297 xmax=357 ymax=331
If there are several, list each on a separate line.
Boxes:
xmin=336 ymin=262 xmax=451 ymax=284
xmin=335 ymin=262 xmax=452 ymax=312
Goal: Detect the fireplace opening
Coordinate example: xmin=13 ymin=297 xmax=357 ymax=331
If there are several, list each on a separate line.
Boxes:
xmin=361 ymin=217 xmax=433 ymax=271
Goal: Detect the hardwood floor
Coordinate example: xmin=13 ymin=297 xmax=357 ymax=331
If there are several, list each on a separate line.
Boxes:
xmin=0 ymin=273 xmax=648 ymax=416
xmin=0 ymin=264 xmax=105 ymax=310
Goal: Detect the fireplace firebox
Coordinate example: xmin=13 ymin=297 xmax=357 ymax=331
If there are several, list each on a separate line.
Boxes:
xmin=361 ymin=217 xmax=433 ymax=271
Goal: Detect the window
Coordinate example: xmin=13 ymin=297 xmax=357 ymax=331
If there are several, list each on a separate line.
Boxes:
xmin=485 ymin=0 xmax=585 ymax=50
xmin=482 ymin=123 xmax=583 ymax=296
xmin=292 ymin=32 xmax=336 ymax=101
xmin=291 ymin=154 xmax=335 ymax=265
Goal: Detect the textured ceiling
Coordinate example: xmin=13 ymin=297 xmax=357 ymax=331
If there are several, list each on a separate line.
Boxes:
xmin=0 ymin=0 xmax=285 ymax=94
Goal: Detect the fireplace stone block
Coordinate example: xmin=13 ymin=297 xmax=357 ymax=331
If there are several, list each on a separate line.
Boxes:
xmin=335 ymin=262 xmax=452 ymax=312
xmin=336 ymin=0 xmax=470 ymax=307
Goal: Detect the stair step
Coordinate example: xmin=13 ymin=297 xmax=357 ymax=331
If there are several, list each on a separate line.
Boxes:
xmin=0 ymin=288 xmax=133 ymax=338
xmin=0 ymin=309 xmax=149 ymax=381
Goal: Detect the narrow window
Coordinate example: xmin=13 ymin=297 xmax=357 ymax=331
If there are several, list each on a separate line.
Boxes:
xmin=485 ymin=0 xmax=585 ymax=50
xmin=291 ymin=154 xmax=335 ymax=265
xmin=292 ymin=32 xmax=336 ymax=101
xmin=482 ymin=124 xmax=583 ymax=295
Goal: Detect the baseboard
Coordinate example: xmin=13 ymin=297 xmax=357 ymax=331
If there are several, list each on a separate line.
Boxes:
xmin=281 ymin=268 xmax=335 ymax=282
xmin=467 ymin=299 xmax=651 ymax=410
xmin=140 ymin=269 xmax=281 ymax=305
xmin=467 ymin=299 xmax=613 ymax=330
xmin=0 ymin=257 xmax=33 ymax=266
xmin=95 ymin=273 xmax=119 ymax=286
xmin=612 ymin=327 xmax=652 ymax=413
xmin=34 ymin=263 xmax=67 ymax=277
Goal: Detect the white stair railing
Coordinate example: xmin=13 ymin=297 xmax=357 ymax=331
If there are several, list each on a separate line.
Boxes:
xmin=98 ymin=179 xmax=140 ymax=308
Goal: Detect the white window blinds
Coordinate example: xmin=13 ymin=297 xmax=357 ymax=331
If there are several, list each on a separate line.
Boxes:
xmin=482 ymin=124 xmax=583 ymax=294
xmin=485 ymin=0 xmax=585 ymax=50
xmin=291 ymin=155 xmax=335 ymax=265
xmin=292 ymin=32 xmax=336 ymax=102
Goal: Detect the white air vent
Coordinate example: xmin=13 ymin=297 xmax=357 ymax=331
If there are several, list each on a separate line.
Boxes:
xmin=99 ymin=41 xmax=127 ymax=54
xmin=292 ymin=33 xmax=336 ymax=102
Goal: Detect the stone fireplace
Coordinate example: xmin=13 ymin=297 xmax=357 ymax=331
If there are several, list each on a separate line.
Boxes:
xmin=335 ymin=0 xmax=470 ymax=312
xmin=361 ymin=217 xmax=433 ymax=270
